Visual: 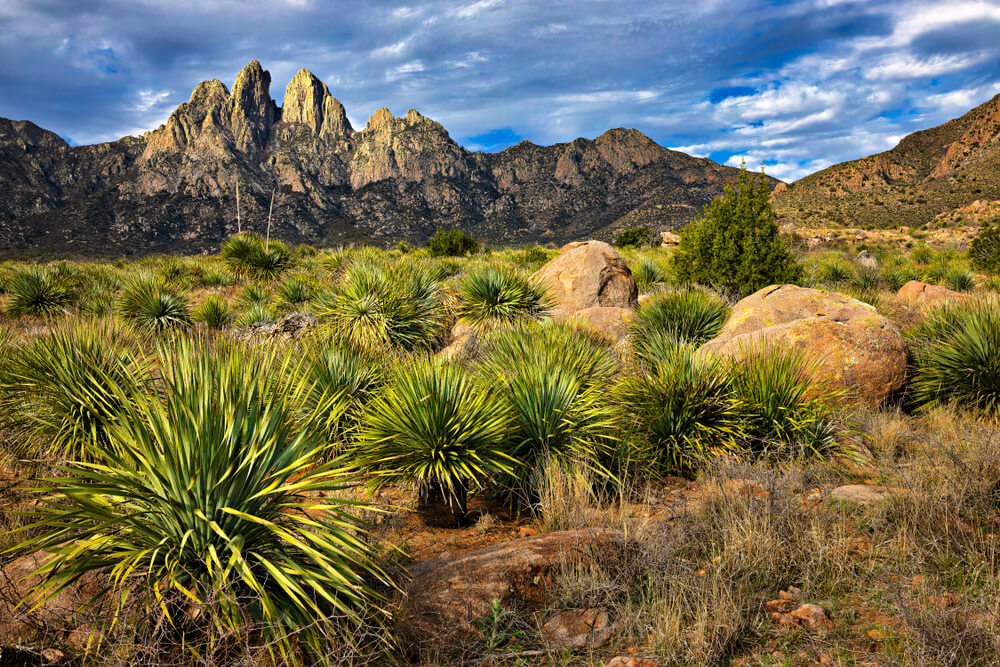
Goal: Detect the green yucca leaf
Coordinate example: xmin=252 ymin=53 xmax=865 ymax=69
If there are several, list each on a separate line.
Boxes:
xmin=11 ymin=340 xmax=390 ymax=658
xmin=629 ymin=288 xmax=730 ymax=365
xmin=5 ymin=267 xmax=72 ymax=317
xmin=193 ymin=294 xmax=232 ymax=330
xmin=118 ymin=274 xmax=191 ymax=331
xmin=456 ymin=267 xmax=552 ymax=329
xmin=222 ymin=233 xmax=292 ymax=282
xmin=351 ymin=360 xmax=513 ymax=517
xmin=235 ymin=301 xmax=277 ymax=328
xmin=615 ymin=343 xmax=742 ymax=473
xmin=0 ymin=319 xmax=150 ymax=460
xmin=632 ymin=259 xmax=668 ymax=292
xmin=277 ymin=275 xmax=315 ymax=309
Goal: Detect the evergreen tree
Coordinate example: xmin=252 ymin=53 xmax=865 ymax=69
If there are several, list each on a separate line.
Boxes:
xmin=969 ymin=218 xmax=1000 ymax=275
xmin=429 ymin=227 xmax=480 ymax=257
xmin=672 ymin=164 xmax=800 ymax=297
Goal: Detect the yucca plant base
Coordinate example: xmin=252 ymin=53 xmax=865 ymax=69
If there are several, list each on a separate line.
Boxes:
xmin=418 ymin=479 xmax=471 ymax=528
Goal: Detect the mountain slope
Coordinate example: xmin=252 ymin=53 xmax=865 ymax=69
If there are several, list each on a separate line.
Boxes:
xmin=0 ymin=61 xmax=771 ymax=258
xmin=774 ymin=94 xmax=1000 ymax=229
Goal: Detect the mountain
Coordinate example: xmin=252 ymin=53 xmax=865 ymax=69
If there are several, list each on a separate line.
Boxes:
xmin=774 ymin=93 xmax=1000 ymax=229
xmin=0 ymin=61 xmax=771 ymax=258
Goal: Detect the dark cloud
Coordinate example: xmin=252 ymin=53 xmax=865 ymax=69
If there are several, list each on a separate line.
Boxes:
xmin=0 ymin=0 xmax=997 ymax=181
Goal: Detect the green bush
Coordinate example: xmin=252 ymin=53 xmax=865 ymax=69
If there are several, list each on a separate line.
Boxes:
xmin=615 ymin=344 xmax=741 ymax=473
xmin=515 ymin=246 xmax=552 ymax=266
xmin=193 ymin=295 xmax=232 ymax=329
xmin=672 ymin=165 xmax=800 ymax=297
xmin=969 ymin=220 xmax=1000 ymax=275
xmin=632 ymin=259 xmax=668 ymax=292
xmin=457 ymin=267 xmax=552 ymax=329
xmin=629 ymin=289 xmax=730 ymax=365
xmin=909 ymin=298 xmax=1000 ymax=415
xmin=429 ymin=227 xmax=479 ymax=257
xmin=277 ymin=275 xmax=315 ymax=310
xmin=221 ymin=232 xmax=292 ymax=282
xmin=118 ymin=275 xmax=191 ymax=331
xmin=14 ymin=341 xmax=389 ymax=658
xmin=614 ymin=227 xmax=653 ymax=248
xmin=5 ymin=267 xmax=72 ymax=317
xmin=351 ymin=360 xmax=512 ymax=525
xmin=235 ymin=301 xmax=277 ymax=327
xmin=815 ymin=259 xmax=853 ymax=284
xmin=945 ymin=268 xmax=975 ymax=292
xmin=0 ymin=320 xmax=150 ymax=459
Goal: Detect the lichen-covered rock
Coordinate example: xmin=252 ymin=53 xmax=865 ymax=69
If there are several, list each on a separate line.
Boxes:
xmin=533 ymin=241 xmax=638 ymax=313
xmin=701 ymin=285 xmax=907 ymax=405
xmin=401 ymin=528 xmax=625 ymax=643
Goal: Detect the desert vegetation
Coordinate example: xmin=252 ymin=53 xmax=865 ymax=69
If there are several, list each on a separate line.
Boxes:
xmin=2 ymin=193 xmax=1000 ymax=666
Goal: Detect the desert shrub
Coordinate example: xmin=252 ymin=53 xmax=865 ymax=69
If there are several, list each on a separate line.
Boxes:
xmin=909 ymin=298 xmax=1000 ymax=415
xmin=199 ymin=267 xmax=233 ymax=287
xmin=882 ymin=264 xmax=922 ymax=291
xmin=632 ymin=259 xmax=668 ymax=292
xmin=615 ymin=227 xmax=653 ymax=248
xmin=5 ymin=267 xmax=72 ymax=317
xmin=0 ymin=320 xmax=150 ymax=459
xmin=614 ymin=343 xmax=742 ymax=473
xmin=317 ymin=261 xmax=446 ymax=351
xmin=968 ymin=220 xmax=1000 ymax=274
xmin=237 ymin=283 xmax=272 ymax=308
xmin=728 ymin=346 xmax=840 ymax=459
xmin=351 ymin=360 xmax=512 ymax=526
xmin=429 ymin=227 xmax=479 ymax=257
xmin=277 ymin=274 xmax=315 ymax=310
xmin=944 ymin=268 xmax=975 ymax=292
xmin=912 ymin=244 xmax=934 ymax=265
xmin=235 ymin=301 xmax=276 ymax=327
xmin=456 ymin=267 xmax=551 ymax=330
xmin=815 ymin=259 xmax=853 ymax=284
xmin=673 ymin=165 xmax=800 ymax=297
xmin=851 ymin=264 xmax=882 ymax=291
xmin=396 ymin=240 xmax=413 ymax=254
xmin=629 ymin=289 xmax=730 ymax=365
xmin=477 ymin=324 xmax=618 ymax=506
xmin=515 ymin=246 xmax=552 ymax=266
xmin=118 ymin=275 xmax=190 ymax=331
xmin=293 ymin=341 xmax=384 ymax=453
xmin=221 ymin=232 xmax=292 ymax=281
xmin=193 ymin=294 xmax=232 ymax=330
xmin=13 ymin=341 xmax=390 ymax=659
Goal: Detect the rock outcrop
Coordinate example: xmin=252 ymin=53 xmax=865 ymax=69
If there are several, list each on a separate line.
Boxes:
xmin=0 ymin=61 xmax=774 ymax=257
xmin=896 ymin=280 xmax=966 ymax=308
xmin=401 ymin=528 xmax=625 ymax=643
xmin=701 ymin=285 xmax=907 ymax=405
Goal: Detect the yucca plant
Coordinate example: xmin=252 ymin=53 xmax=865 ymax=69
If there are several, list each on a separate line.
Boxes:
xmin=14 ymin=341 xmax=390 ymax=660
xmin=909 ymin=298 xmax=1000 ymax=416
xmin=629 ymin=288 xmax=730 ymax=365
xmin=235 ymin=301 xmax=277 ymax=328
xmin=199 ymin=267 xmax=233 ymax=288
xmin=193 ymin=295 xmax=232 ymax=330
xmin=632 ymin=259 xmax=668 ymax=292
xmin=277 ymin=275 xmax=315 ymax=311
xmin=118 ymin=275 xmax=191 ymax=331
xmin=5 ymin=267 xmax=72 ymax=317
xmin=0 ymin=320 xmax=150 ymax=459
xmin=221 ymin=232 xmax=292 ymax=282
xmin=945 ymin=268 xmax=975 ymax=292
xmin=237 ymin=283 xmax=272 ymax=308
xmin=351 ymin=360 xmax=513 ymax=527
xmin=728 ymin=345 xmax=841 ymax=459
xmin=851 ymin=264 xmax=882 ymax=291
xmin=292 ymin=342 xmax=384 ymax=453
xmin=881 ymin=264 xmax=922 ymax=291
xmin=815 ymin=259 xmax=853 ymax=284
xmin=456 ymin=267 xmax=551 ymax=330
xmin=614 ymin=343 xmax=742 ymax=473
xmin=317 ymin=261 xmax=446 ymax=352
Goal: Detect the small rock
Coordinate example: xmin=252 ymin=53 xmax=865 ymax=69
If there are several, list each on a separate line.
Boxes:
xmin=779 ymin=586 xmax=802 ymax=601
xmin=606 ymin=658 xmax=663 ymax=667
xmin=659 ymin=231 xmax=681 ymax=246
xmin=540 ymin=607 xmax=613 ymax=649
xmin=769 ymin=602 xmax=833 ymax=632
xmin=856 ymin=250 xmax=880 ymax=269
xmin=928 ymin=592 xmax=959 ymax=608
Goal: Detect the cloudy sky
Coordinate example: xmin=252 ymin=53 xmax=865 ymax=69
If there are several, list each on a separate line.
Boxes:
xmin=1 ymin=0 xmax=998 ymax=181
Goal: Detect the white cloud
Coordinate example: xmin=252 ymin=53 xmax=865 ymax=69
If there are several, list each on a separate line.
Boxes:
xmin=865 ymin=53 xmax=984 ymax=81
xmin=553 ymin=90 xmax=659 ymax=105
xmin=133 ymin=89 xmax=171 ymax=112
xmin=385 ymin=61 xmax=424 ymax=81
xmin=453 ymin=0 xmax=503 ymax=19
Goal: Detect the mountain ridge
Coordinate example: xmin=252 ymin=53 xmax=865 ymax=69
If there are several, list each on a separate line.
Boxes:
xmin=0 ymin=60 xmax=768 ymax=258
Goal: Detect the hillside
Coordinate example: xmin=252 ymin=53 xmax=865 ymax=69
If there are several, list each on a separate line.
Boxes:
xmin=774 ymin=93 xmax=1000 ymax=229
xmin=0 ymin=61 xmax=770 ymax=258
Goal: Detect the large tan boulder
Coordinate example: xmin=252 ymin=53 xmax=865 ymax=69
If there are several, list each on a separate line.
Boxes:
xmin=701 ymin=285 xmax=907 ymax=405
xmin=401 ymin=528 xmax=625 ymax=643
xmin=896 ymin=280 xmax=966 ymax=308
xmin=561 ymin=306 xmax=634 ymax=342
xmin=533 ymin=241 xmax=638 ymax=313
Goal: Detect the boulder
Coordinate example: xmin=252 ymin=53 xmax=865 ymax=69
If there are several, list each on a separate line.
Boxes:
xmin=438 ymin=320 xmax=477 ymax=359
xmin=659 ymin=231 xmax=681 ymax=246
xmin=896 ymin=280 xmax=966 ymax=308
xmin=0 ymin=551 xmax=102 ymax=643
xmin=231 ymin=312 xmax=317 ymax=342
xmin=533 ymin=241 xmax=638 ymax=313
xmin=700 ymin=285 xmax=907 ymax=405
xmin=561 ymin=306 xmax=634 ymax=342
xmin=540 ymin=607 xmax=613 ymax=650
xmin=401 ymin=528 xmax=625 ymax=643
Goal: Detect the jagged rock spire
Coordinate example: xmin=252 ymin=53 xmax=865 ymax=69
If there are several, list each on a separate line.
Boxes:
xmin=227 ymin=60 xmax=276 ymax=154
xmin=281 ymin=68 xmax=352 ymax=140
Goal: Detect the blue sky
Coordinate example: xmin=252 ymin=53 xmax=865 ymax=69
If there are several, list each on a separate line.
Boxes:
xmin=1 ymin=0 xmax=998 ymax=181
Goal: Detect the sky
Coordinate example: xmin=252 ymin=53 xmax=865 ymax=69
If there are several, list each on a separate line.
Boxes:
xmin=1 ymin=1 xmax=999 ymax=182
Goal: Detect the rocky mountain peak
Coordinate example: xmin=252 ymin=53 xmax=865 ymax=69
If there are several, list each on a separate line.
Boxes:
xmin=227 ymin=60 xmax=276 ymax=154
xmin=281 ymin=68 xmax=352 ymax=141
xmin=365 ymin=107 xmax=395 ymax=132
